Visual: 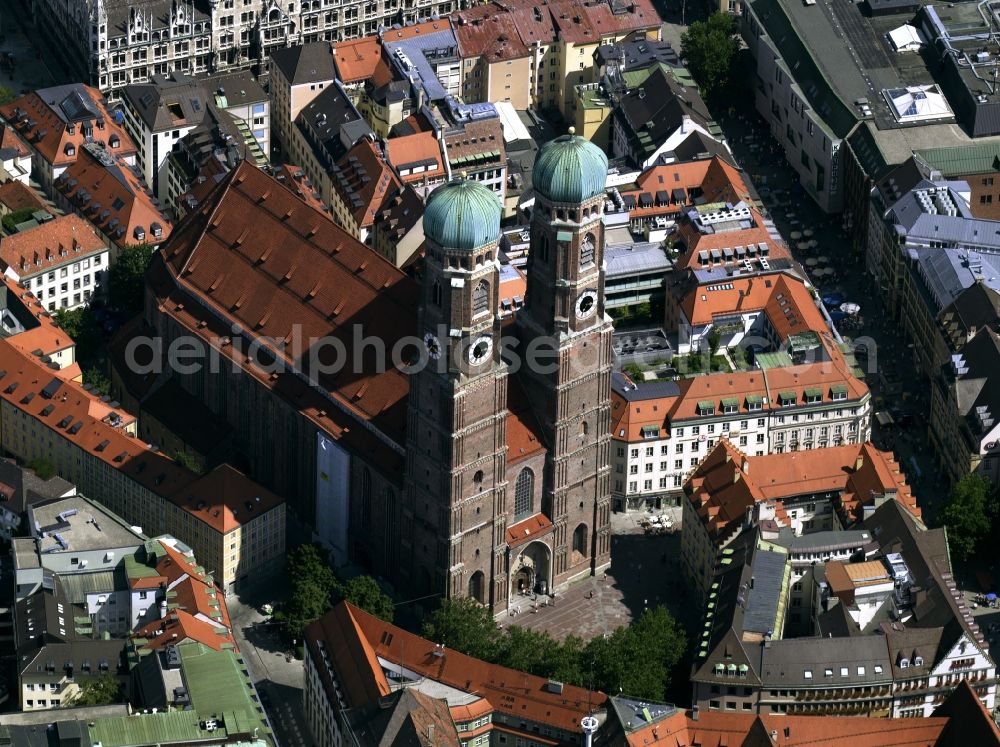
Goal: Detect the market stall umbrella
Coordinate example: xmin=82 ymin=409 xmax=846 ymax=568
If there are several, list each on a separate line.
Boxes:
xmin=805 ymin=258 xmax=819 ymax=267
xmin=797 ymin=241 xmax=810 ymax=251
xmin=840 ymin=302 xmax=861 ymax=315
xmin=816 ymin=255 xmax=830 ymax=263
xmin=803 ymin=228 xmax=814 ymax=237
xmin=808 ymin=239 xmax=819 ymax=249
xmin=789 ymin=230 xmax=803 ymax=240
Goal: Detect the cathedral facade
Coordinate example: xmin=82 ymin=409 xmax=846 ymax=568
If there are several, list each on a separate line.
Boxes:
xmin=403 ymin=133 xmax=614 ymax=611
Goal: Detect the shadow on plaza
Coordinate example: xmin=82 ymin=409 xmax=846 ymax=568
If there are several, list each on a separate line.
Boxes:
xmin=607 ymin=531 xmax=699 ymax=631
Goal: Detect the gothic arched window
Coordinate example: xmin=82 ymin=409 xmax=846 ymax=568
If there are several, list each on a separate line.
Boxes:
xmin=432 ymin=281 xmax=442 ymax=307
xmin=473 ymin=280 xmax=489 ymax=316
xmin=580 ymin=233 xmax=596 ymax=268
xmin=514 ymin=468 xmax=534 ymax=520
xmin=361 ymin=468 xmax=372 ymax=530
xmin=537 ymin=235 xmax=549 ymax=263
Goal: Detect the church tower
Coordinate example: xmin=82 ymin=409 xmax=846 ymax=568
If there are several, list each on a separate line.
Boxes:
xmin=403 ymin=178 xmax=510 ymax=609
xmin=517 ymin=130 xmax=613 ymax=583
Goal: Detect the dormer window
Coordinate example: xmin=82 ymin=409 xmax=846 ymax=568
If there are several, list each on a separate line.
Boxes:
xmin=778 ymin=392 xmax=796 ymax=407
xmin=697 ymin=401 xmax=714 ymax=416
xmin=109 ymin=134 xmax=120 ymax=148
xmin=133 ymin=226 xmax=146 ymax=242
xmin=746 ymin=395 xmax=763 ymax=411
xmin=721 ymin=398 xmax=739 ymax=415
xmin=830 ymin=385 xmax=848 ymax=401
xmin=804 ymin=388 xmax=822 ymax=404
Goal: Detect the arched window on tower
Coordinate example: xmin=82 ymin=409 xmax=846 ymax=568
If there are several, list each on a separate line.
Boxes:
xmin=580 ymin=233 xmax=596 ymax=268
xmin=432 ymin=281 xmax=442 ymax=307
xmin=513 ymin=468 xmax=534 ymax=520
xmin=473 ymin=280 xmax=489 ymax=316
xmin=361 ymin=468 xmax=372 ymax=530
xmin=537 ymin=235 xmax=549 ymax=263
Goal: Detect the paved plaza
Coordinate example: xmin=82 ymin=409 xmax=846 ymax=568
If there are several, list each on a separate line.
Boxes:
xmin=508 ymin=506 xmax=698 ymax=640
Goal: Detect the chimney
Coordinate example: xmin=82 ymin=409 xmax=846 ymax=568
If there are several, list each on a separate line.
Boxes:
xmin=691 ymin=705 xmax=700 ymax=722
xmin=581 ymin=715 xmax=599 ymax=747
xmin=855 ymin=454 xmax=864 ymax=471
xmin=426 ymin=724 xmax=434 ymax=743
xmin=741 ymin=458 xmax=749 ymax=473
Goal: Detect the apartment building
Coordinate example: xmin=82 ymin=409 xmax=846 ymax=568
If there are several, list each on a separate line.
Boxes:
xmin=0 ymin=336 xmax=284 ymax=594
xmin=52 ymin=143 xmax=172 ymax=254
xmin=32 ymin=0 xmax=456 ymax=101
xmin=681 ymin=439 xmax=917 ymax=603
xmin=121 ymin=70 xmax=268 ymax=202
xmin=453 ymin=0 xmax=662 ymax=117
xmin=328 ymin=137 xmax=404 ymax=243
xmin=690 ymin=499 xmax=996 ymax=718
xmin=929 ymin=329 xmax=1000 ymax=486
xmin=269 ymin=42 xmax=338 ymax=162
xmin=0 ymin=85 xmax=136 ymax=196
xmin=0 ymin=123 xmax=33 ymax=184
xmin=0 ymin=215 xmax=110 ymax=311
xmin=611 ymin=352 xmax=871 ymax=514
xmin=304 ymin=602 xmax=604 ymax=747
xmin=0 ymin=275 xmax=81 ymax=377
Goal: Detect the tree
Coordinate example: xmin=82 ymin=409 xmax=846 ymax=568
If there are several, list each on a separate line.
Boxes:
xmin=582 ymin=606 xmax=686 ymax=701
xmin=26 ymin=457 xmax=55 ymax=480
xmin=939 ymin=473 xmax=998 ymax=563
xmin=173 ymin=450 xmax=204 ymax=475
xmin=0 ymin=87 xmax=16 ymax=107
xmin=334 ymin=575 xmax=394 ymax=622
xmin=680 ymin=13 xmax=741 ymax=101
xmin=421 ymin=597 xmax=498 ymax=662
xmin=708 ymin=329 xmax=722 ymax=357
xmin=84 ymin=367 xmax=111 ymax=396
xmin=275 ymin=544 xmax=337 ymax=639
xmin=53 ymin=307 xmax=103 ymax=363
xmin=72 ymin=673 xmax=122 ymax=705
xmin=108 ymin=243 xmax=156 ymax=317
xmin=2 ymin=206 xmax=38 ymax=233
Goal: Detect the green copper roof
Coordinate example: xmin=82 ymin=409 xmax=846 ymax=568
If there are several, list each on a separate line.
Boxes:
xmin=533 ymin=132 xmax=608 ymax=204
xmin=422 ymin=178 xmax=501 ymax=252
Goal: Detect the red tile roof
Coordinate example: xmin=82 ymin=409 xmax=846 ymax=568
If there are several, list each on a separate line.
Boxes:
xmin=620 ymin=157 xmax=749 ymax=224
xmin=0 ymin=214 xmax=105 ymax=276
xmin=333 ymin=36 xmax=383 ymax=84
xmin=147 ymin=160 xmax=416 ymax=472
xmin=333 ymin=138 xmax=405 ymax=229
xmin=678 ymin=272 xmax=826 ymax=335
xmin=506 ymin=376 xmax=546 ymax=464
xmin=506 ymin=513 xmax=554 ymax=547
xmin=311 ymin=602 xmax=605 ymax=733
xmin=672 ymin=204 xmax=789 ymax=271
xmin=54 ymin=145 xmax=172 ymax=248
xmin=0 ymin=180 xmax=48 ymax=214
xmin=167 ymin=463 xmax=283 ymax=534
xmin=0 ymin=85 xmax=135 ymax=168
xmin=385 ymin=131 xmax=444 ymax=184
xmin=132 ymin=608 xmax=235 ymax=652
xmin=1 ymin=276 xmax=77 ymax=362
xmin=454 ymin=0 xmax=660 ymax=60
xmin=623 ymin=709 xmax=952 ymax=747
xmin=685 ymin=439 xmax=918 ymax=544
xmin=272 ymin=164 xmax=332 ymax=216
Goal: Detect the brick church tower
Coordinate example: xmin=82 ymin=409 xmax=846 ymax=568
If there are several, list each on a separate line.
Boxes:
xmin=403 ymin=133 xmax=613 ymax=613
xmin=516 ymin=129 xmax=614 ymax=586
xmin=402 ymin=179 xmax=511 ymax=607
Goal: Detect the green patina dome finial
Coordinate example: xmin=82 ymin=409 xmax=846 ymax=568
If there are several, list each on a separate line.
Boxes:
xmin=422 ymin=176 xmax=501 ymax=252
xmin=532 ymin=128 xmax=608 ymax=204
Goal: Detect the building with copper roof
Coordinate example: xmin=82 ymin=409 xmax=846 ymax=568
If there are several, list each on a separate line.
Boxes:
xmin=0 ymin=214 xmax=110 ymax=312
xmin=118 ymin=135 xmax=614 ymax=608
xmin=0 ymin=85 xmax=136 ymax=196
xmin=690 ymin=499 xmax=997 ymax=719
xmin=52 ymin=143 xmax=172 ymax=252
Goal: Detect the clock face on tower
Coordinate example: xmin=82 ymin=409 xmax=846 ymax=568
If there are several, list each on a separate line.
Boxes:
xmin=467 ymin=335 xmax=493 ymax=366
xmin=576 ymin=290 xmax=598 ymax=319
xmin=423 ymin=332 xmax=442 ymax=360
